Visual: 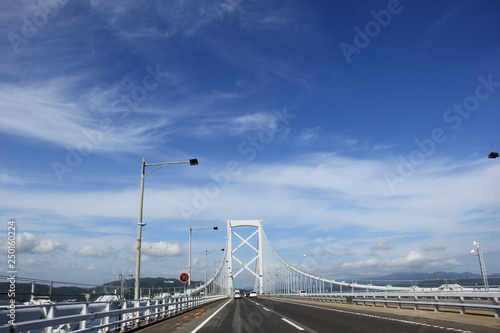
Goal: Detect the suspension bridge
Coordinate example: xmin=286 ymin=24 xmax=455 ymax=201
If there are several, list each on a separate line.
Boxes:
xmin=2 ymin=220 xmax=500 ymax=333
xmin=201 ymin=219 xmax=416 ymax=297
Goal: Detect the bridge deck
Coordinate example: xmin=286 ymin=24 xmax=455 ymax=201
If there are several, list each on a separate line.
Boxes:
xmin=134 ymin=297 xmax=500 ymax=333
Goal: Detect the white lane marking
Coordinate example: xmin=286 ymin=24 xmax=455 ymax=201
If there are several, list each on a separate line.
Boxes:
xmin=274 ymin=299 xmax=475 ymax=333
xmin=250 ymin=299 xmax=270 ymax=311
xmin=191 ymin=299 xmax=232 ymax=333
xmin=251 ymin=299 xmax=320 ymax=333
xmin=281 ymin=317 xmax=305 ymax=331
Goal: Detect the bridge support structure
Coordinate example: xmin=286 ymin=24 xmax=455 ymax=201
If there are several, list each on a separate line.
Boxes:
xmin=226 ymin=219 xmax=264 ymax=295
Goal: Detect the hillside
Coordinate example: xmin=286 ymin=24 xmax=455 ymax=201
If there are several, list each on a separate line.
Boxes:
xmin=372 ymin=271 xmax=481 ymax=281
xmin=0 ymin=277 xmax=199 ymax=303
xmin=363 ymin=271 xmax=500 ymax=288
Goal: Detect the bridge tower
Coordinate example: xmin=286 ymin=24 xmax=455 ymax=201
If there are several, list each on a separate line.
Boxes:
xmin=226 ymin=219 xmax=264 ymax=294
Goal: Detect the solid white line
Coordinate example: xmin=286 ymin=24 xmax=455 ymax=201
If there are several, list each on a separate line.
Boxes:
xmin=281 ymin=317 xmax=305 ymax=331
xmin=191 ymin=299 xmax=232 ymax=333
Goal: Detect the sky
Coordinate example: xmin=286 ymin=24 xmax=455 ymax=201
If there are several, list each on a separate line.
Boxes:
xmin=0 ymin=0 xmax=499 ymax=288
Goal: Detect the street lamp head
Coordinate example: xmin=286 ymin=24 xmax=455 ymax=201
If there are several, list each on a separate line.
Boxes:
xmin=213 ymin=226 xmax=218 ymax=230
xmin=488 ymin=152 xmax=499 ymax=159
xmin=189 ymin=159 xmax=199 ymax=165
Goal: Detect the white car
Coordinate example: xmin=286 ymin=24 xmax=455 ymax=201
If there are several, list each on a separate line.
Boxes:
xmin=234 ymin=293 xmax=242 ymax=299
xmin=249 ymin=291 xmax=257 ymax=298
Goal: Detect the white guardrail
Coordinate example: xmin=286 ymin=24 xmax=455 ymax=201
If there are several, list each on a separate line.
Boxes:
xmin=0 ymin=295 xmax=227 ymax=333
xmin=278 ymin=291 xmax=500 ymax=318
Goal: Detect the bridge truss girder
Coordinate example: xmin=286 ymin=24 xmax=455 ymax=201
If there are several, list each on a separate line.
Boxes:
xmin=227 ymin=219 xmax=264 ymax=294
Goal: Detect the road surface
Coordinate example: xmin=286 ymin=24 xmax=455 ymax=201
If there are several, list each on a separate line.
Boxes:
xmin=138 ymin=297 xmax=500 ymax=333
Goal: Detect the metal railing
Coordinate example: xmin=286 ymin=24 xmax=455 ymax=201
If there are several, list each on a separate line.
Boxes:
xmin=0 ymin=295 xmax=227 ymax=333
xmin=276 ymin=290 xmax=500 ymax=318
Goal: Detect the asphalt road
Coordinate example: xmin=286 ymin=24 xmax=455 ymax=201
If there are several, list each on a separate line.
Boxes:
xmin=190 ymin=297 xmax=497 ymax=333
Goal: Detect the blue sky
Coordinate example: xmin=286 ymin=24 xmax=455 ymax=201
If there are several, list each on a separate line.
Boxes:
xmin=0 ymin=0 xmax=499 ymax=286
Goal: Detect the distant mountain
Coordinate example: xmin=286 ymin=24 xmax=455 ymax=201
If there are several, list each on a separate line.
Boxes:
xmin=98 ymin=277 xmax=201 ymax=298
xmin=102 ymin=277 xmax=188 ymax=288
xmin=372 ymin=271 xmax=482 ymax=281
xmin=0 ymin=277 xmax=198 ymax=303
xmin=0 ymin=282 xmax=91 ymax=303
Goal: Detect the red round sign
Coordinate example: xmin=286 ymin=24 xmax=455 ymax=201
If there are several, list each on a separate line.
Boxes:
xmin=179 ymin=272 xmax=189 ymax=283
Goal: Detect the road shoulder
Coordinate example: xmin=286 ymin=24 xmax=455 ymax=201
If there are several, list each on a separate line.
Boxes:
xmin=134 ymin=298 xmax=230 ymax=333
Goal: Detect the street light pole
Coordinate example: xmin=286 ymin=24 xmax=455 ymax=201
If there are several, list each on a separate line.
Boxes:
xmin=188 ymin=226 xmax=218 ymax=287
xmin=470 ymin=241 xmax=489 ymax=290
xmin=119 ymin=274 xmax=133 ymax=299
xmin=304 ymin=254 xmax=322 ymax=293
xmin=134 ymin=157 xmax=198 ymax=300
xmin=205 ymin=249 xmax=224 ymax=296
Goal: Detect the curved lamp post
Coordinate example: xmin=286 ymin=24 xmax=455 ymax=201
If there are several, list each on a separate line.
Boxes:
xmin=189 ymin=226 xmax=218 ymax=287
xmin=470 ymin=241 xmax=489 ymax=290
xmin=134 ymin=157 xmax=198 ymax=300
xmin=304 ymin=254 xmax=322 ymax=293
xmin=205 ymin=248 xmax=224 ymax=295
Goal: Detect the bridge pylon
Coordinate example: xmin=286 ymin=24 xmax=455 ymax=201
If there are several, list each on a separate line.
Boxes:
xmin=226 ymin=219 xmax=264 ymax=294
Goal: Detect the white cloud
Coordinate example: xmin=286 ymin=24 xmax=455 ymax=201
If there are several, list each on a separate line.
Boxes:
xmin=340 ymin=251 xmax=463 ymax=277
xmin=85 ymin=264 xmax=98 ymax=271
xmin=0 ymin=188 xmax=138 ymax=220
xmin=90 ymin=0 xmax=224 ymax=39
xmin=230 ymin=112 xmax=280 ymax=134
xmin=2 ymin=155 xmax=497 ymax=246
xmin=16 ymin=232 xmax=66 ymax=254
xmin=0 ymin=153 xmax=497 ymax=281
xmin=0 ymin=173 xmax=24 ymax=185
xmin=140 ymin=241 xmax=183 ymax=258
xmin=372 ymin=144 xmax=392 ymax=151
xmin=19 ymin=258 xmax=37 ymax=266
xmin=295 ymin=127 xmax=320 ymax=147
xmin=239 ymin=2 xmax=293 ymax=30
xmin=0 ymin=82 xmax=170 ymax=154
xmin=372 ymin=239 xmax=393 ymax=251
xmin=421 ymin=245 xmax=446 ymax=252
xmin=76 ymin=245 xmax=117 ymax=258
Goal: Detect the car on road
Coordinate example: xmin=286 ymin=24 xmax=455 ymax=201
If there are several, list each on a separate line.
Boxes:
xmin=249 ymin=291 xmax=257 ymax=298
xmin=234 ymin=293 xmax=242 ymax=299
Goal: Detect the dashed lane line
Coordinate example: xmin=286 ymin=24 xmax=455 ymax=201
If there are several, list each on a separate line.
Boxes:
xmin=281 ymin=317 xmax=305 ymax=331
xmin=249 ymin=299 xmax=319 ymax=333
